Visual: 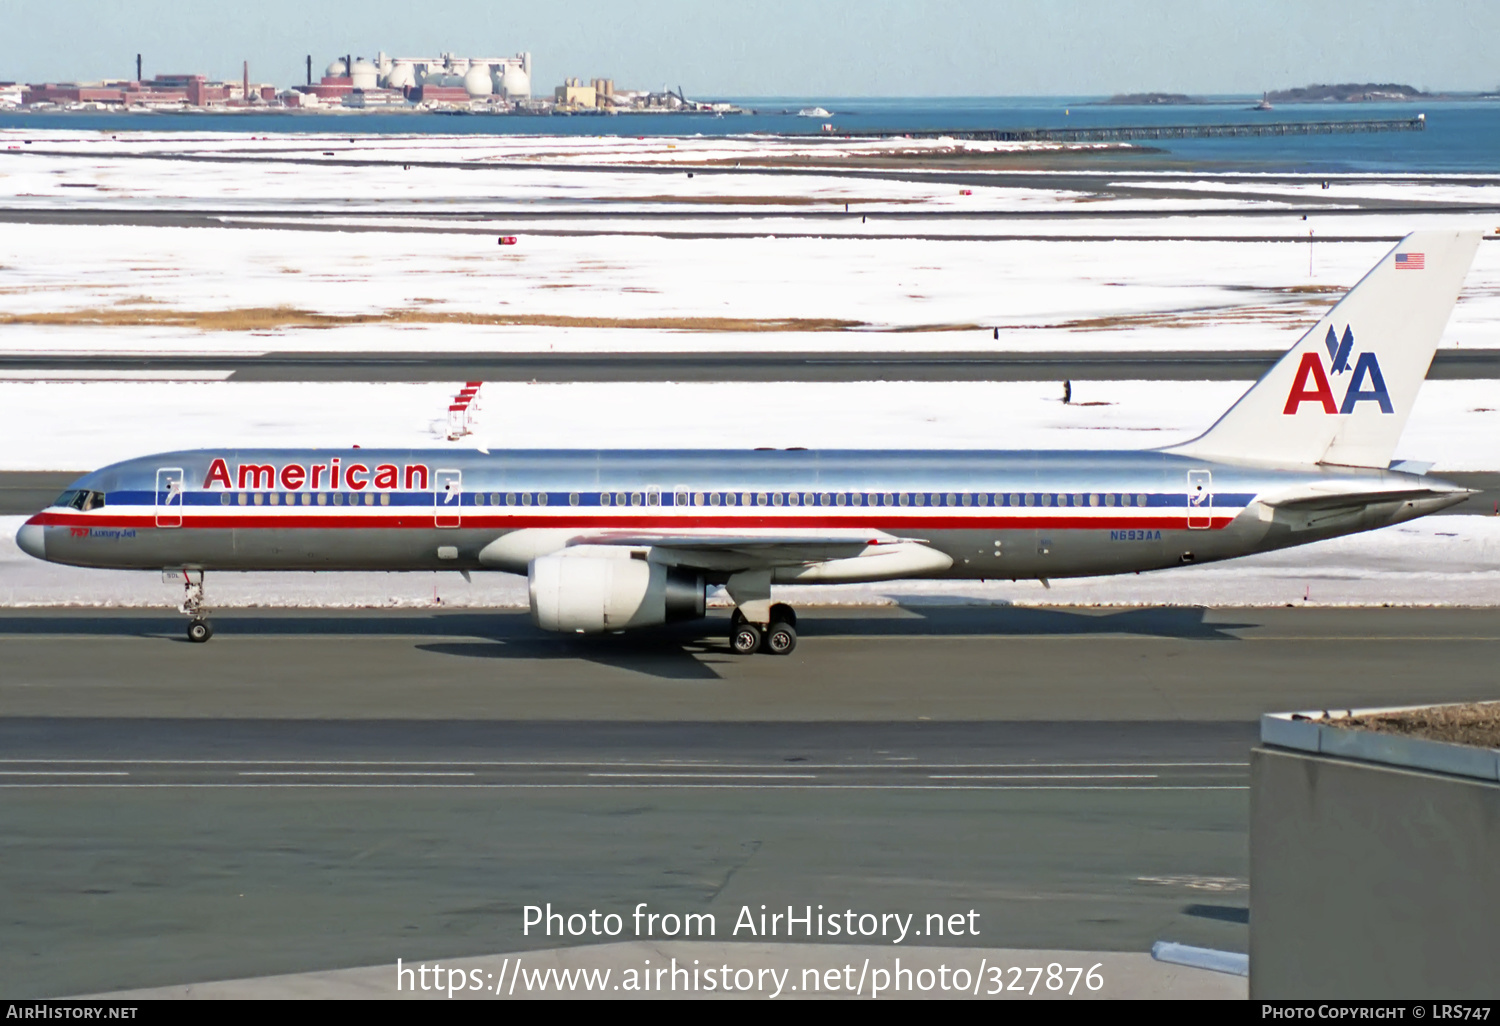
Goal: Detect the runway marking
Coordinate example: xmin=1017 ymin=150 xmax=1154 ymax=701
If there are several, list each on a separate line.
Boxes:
xmin=587 ymin=772 xmax=818 ymax=779
xmin=0 ymin=759 xmax=1248 ymax=769
xmin=0 ymin=370 xmax=235 ymax=382
xmin=929 ymin=773 xmax=1158 ymax=780
xmin=0 ymin=771 xmax=128 ymax=777
xmin=237 ymin=771 xmax=477 ymax=778
xmin=0 ymin=783 xmax=1249 ymax=791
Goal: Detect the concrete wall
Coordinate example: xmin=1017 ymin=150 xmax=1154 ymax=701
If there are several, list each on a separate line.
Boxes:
xmin=1250 ymin=746 xmax=1500 ymax=998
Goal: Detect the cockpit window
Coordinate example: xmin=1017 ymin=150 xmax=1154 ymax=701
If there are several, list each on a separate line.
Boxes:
xmin=55 ymin=490 xmax=106 ymax=511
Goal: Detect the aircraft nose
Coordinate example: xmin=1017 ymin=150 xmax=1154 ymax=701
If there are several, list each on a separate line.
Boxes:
xmin=15 ymin=520 xmax=45 ymax=560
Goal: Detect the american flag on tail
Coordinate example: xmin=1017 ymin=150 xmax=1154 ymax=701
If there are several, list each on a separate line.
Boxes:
xmin=1395 ymin=252 xmax=1425 ymax=270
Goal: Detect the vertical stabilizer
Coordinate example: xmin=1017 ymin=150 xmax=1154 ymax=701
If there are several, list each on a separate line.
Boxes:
xmin=1167 ymin=230 xmax=1480 ymax=467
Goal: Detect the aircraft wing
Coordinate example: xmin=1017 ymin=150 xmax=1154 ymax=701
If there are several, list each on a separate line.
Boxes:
xmin=566 ymin=529 xmax=914 ymax=550
xmin=556 ymin=529 xmax=952 ymax=579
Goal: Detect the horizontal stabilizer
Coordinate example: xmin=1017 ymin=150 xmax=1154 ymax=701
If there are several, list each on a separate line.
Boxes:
xmin=1256 ymin=480 xmax=1474 ymax=513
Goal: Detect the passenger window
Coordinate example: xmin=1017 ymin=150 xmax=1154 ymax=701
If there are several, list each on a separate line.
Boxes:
xmin=506 ymin=493 xmax=517 ymax=506
xmin=380 ymin=493 xmax=389 ymax=506
xmin=676 ymin=491 xmax=688 ymax=506
xmin=332 ymin=493 xmax=343 ymax=506
xmin=269 ymin=493 xmax=280 ymax=506
xmin=220 ymin=493 xmax=230 ymax=505
xmin=835 ymin=493 xmax=847 ymax=506
xmin=522 ymin=493 xmax=532 ymax=506
xmin=316 ymin=493 xmax=327 ymax=506
xmin=1137 ymin=493 xmax=1149 ymax=506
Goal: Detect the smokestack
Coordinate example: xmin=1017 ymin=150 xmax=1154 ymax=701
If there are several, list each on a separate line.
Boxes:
xmin=243 ymin=60 xmax=249 ymax=101
xmin=135 ymin=53 xmax=141 ymax=82
xmin=306 ymin=55 xmax=312 ymax=86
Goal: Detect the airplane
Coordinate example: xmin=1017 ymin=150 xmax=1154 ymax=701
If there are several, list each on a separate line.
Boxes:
xmin=15 ymin=230 xmax=1482 ymax=653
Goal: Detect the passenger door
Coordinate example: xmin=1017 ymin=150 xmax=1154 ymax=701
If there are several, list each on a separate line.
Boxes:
xmin=434 ymin=469 xmax=462 ymax=528
xmin=155 ymin=467 xmax=184 ymax=528
xmin=1186 ymin=469 xmax=1212 ymax=530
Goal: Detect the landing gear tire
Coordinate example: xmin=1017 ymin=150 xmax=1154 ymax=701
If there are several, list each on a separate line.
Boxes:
xmin=186 ymin=619 xmax=213 ymax=643
xmin=764 ymin=621 xmax=797 ymax=656
xmin=730 ymin=621 xmax=763 ymax=656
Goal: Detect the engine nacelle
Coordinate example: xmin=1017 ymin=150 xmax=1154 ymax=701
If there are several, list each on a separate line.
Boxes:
xmin=529 ymin=551 xmax=705 ymax=634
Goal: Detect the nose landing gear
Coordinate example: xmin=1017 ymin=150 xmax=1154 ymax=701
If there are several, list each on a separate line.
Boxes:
xmin=176 ymin=569 xmax=214 ymax=643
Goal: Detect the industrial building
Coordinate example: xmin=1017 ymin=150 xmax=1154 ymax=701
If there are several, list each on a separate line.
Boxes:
xmin=298 ymin=52 xmax=532 ymax=107
xmin=21 ymin=71 xmax=276 ymax=108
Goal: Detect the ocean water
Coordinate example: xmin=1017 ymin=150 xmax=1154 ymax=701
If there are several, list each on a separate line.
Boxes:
xmin=2 ymin=96 xmax=1498 ymax=174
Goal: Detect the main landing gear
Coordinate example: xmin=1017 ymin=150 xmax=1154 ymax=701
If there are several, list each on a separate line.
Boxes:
xmin=177 ymin=570 xmax=213 ymax=643
xmin=730 ymin=603 xmax=797 ymax=656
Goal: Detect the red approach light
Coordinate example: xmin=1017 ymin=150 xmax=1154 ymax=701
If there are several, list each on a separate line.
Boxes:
xmin=498 ymin=236 xmax=518 ymax=246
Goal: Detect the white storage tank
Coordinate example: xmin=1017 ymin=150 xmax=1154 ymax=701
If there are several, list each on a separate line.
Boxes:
xmin=463 ymin=64 xmax=493 ymax=97
xmin=385 ymin=62 xmax=416 ymax=90
xmin=499 ymin=64 xmax=530 ymax=99
xmin=350 ymin=58 xmax=378 ymax=89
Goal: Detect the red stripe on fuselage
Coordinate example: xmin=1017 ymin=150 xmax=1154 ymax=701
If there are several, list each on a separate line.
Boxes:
xmin=30 ymin=511 xmax=1235 ymax=531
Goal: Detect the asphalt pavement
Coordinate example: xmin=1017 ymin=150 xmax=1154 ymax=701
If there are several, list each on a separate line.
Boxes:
xmin=4 ymin=606 xmax=1498 ymax=995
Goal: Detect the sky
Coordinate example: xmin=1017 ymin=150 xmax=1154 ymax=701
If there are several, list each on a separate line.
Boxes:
xmin=3 ymin=0 xmax=1498 ymax=97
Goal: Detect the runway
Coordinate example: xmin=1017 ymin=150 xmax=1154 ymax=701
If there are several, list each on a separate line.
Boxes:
xmin=4 ymin=347 xmax=1500 ymax=384
xmin=4 ymin=605 xmax=1497 ymax=996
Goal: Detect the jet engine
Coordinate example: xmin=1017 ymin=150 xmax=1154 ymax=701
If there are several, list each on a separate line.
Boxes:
xmin=529 ymin=551 xmax=705 ymax=634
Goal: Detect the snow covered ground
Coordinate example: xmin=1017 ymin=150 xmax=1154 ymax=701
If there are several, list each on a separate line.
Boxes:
xmin=1 ymin=130 xmax=1499 ymax=355
xmin=2 ymin=224 xmax=1499 ymax=356
xmin=3 ymin=130 xmax=1499 ymax=608
xmin=1 ymin=378 xmax=1498 ymax=472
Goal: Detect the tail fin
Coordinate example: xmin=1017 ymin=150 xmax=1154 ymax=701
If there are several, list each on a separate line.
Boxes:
xmin=1167 ymin=230 xmax=1481 ymax=468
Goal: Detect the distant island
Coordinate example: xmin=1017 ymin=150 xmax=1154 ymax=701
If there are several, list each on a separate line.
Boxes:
xmin=1267 ymin=83 xmax=1427 ymax=103
xmin=1100 ymin=93 xmax=1209 ymax=105
xmin=1098 ymin=83 xmax=1453 ymax=107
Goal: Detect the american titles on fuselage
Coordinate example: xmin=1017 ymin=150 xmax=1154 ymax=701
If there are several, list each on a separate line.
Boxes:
xmin=204 ymin=458 xmax=430 ymax=492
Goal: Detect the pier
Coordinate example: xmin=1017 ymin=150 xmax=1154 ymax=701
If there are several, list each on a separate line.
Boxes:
xmin=837 ymin=116 xmax=1427 ymax=143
